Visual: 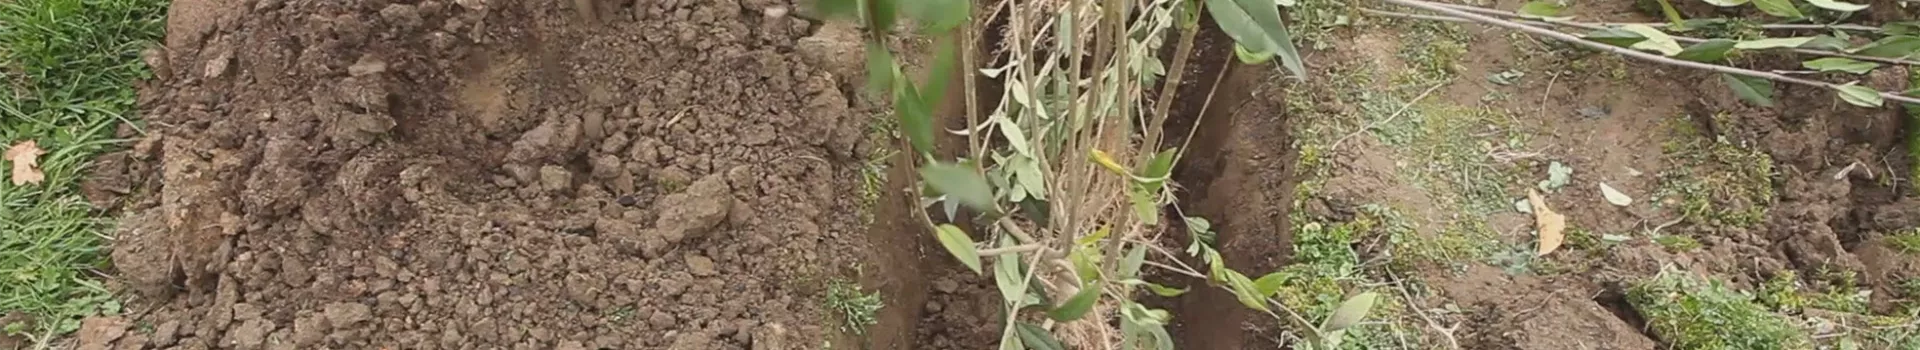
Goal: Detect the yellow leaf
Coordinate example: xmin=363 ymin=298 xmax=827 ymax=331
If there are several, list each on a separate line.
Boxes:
xmin=6 ymin=140 xmax=45 ymax=185
xmin=1089 ymin=149 xmax=1129 ymax=175
xmin=1526 ymin=189 xmax=1566 ymax=256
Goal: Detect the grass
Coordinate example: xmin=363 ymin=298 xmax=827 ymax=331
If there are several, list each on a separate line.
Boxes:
xmin=1655 ymin=113 xmax=1775 ymax=229
xmin=0 ymin=0 xmax=168 ymax=338
xmin=1889 ymin=228 xmax=1920 ymax=254
xmin=1627 ymin=268 xmax=1811 ymax=350
xmin=823 ymin=278 xmax=882 ymax=335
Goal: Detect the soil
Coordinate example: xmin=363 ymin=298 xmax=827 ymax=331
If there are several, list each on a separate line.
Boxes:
xmin=69 ymin=0 xmax=1920 ymax=348
xmin=95 ymin=0 xmax=884 ymax=349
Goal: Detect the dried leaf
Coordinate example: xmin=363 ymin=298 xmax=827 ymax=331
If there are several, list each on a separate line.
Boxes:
xmin=6 ymin=140 xmax=45 ymax=185
xmin=1526 ymin=189 xmax=1567 ymax=256
xmin=1600 ymin=183 xmax=1633 ymax=206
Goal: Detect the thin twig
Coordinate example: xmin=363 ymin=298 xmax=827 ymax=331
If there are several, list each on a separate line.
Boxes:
xmin=1421 ymin=2 xmax=1920 ymax=67
xmin=1331 ymin=81 xmax=1449 ymax=151
xmin=979 ymin=243 xmax=1045 ymax=256
xmin=1146 ymin=2 xmax=1203 ymax=145
xmin=1360 ymin=8 xmax=1883 ymax=33
xmin=1383 ymin=0 xmax=1920 ymax=105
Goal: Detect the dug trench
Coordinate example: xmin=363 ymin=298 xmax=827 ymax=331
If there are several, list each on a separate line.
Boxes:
xmin=854 ymin=10 xmax=1300 ymax=347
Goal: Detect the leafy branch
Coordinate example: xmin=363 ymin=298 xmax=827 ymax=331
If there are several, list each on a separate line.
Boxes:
xmin=1374 ymin=0 xmax=1920 ymax=108
xmin=815 ymin=0 xmax=1379 ymax=348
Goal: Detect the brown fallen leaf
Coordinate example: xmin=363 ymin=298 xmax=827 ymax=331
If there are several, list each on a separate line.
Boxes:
xmin=1527 ymin=189 xmax=1566 ymax=256
xmin=6 ymin=140 xmax=45 ymax=185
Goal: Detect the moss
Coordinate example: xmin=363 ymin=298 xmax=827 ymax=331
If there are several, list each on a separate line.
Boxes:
xmin=1628 ymin=269 xmax=1811 ymax=350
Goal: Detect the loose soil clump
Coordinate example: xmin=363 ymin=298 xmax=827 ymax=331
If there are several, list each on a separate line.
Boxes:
xmin=98 ymin=0 xmax=882 ymax=349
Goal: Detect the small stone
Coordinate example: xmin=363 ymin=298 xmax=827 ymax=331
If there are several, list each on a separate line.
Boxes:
xmin=224 ymin=319 xmax=274 ymax=350
xmin=686 ymin=255 xmax=718 ymax=277
xmin=455 ymin=0 xmax=486 ymax=11
xmin=557 ymin=340 xmax=588 ymax=350
xmin=616 ymin=195 xmax=637 ymax=206
xmin=653 ymin=174 xmax=733 ymax=243
xmin=347 ymin=55 xmax=388 ymax=77
xmin=648 ymin=311 xmax=676 ymax=329
xmin=74 ymin=316 xmax=129 ymax=350
xmin=203 ymin=50 xmax=233 ymax=78
xmin=750 ymin=323 xmax=787 ymax=350
xmin=924 ymin=301 xmax=943 ymax=313
xmin=379 ymin=4 xmax=424 ymax=29
xmin=539 ymin=166 xmax=574 ymax=193
xmin=322 ymin=302 xmax=372 ymax=327
xmin=933 ymin=278 xmax=958 ymax=293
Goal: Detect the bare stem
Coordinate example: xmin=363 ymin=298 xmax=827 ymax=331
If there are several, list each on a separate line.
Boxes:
xmin=1146 ymin=2 xmax=1202 ymax=147
xmin=1381 ymin=0 xmax=1920 ymax=106
xmin=1419 ymin=2 xmax=1920 ymax=67
xmin=979 ymin=243 xmax=1045 ymax=256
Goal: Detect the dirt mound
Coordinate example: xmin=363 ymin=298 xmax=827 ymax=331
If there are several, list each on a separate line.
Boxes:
xmin=97 ymin=0 xmax=879 ymax=348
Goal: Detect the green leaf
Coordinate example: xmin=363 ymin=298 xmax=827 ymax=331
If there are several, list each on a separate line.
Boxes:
xmin=1583 ymin=28 xmax=1647 ymax=48
xmin=999 ymin=118 xmax=1033 ymax=159
xmin=864 ymin=42 xmax=896 ymax=96
xmin=1253 ymin=272 xmax=1287 ymax=297
xmin=870 ymin=0 xmax=898 ymax=30
xmin=1049 ymin=282 xmax=1104 ymax=321
xmin=1719 ymin=74 xmax=1775 ymax=107
xmin=1803 ymin=0 xmax=1866 ymax=12
xmin=1321 ymin=292 xmax=1380 ymax=332
xmin=1851 ymin=36 xmax=1920 ymax=58
xmin=1232 ymin=44 xmax=1274 ymax=64
xmin=1674 ymin=39 xmax=1737 ymax=62
xmin=1130 ymin=187 xmax=1160 ymax=226
xmin=899 ymin=0 xmax=970 ymax=33
xmin=1138 ymin=148 xmax=1179 ymax=181
xmin=1120 ymin=279 xmax=1190 ymax=297
xmin=922 ymin=163 xmax=995 ymax=212
xmin=1206 ymin=0 xmax=1305 ymax=77
xmin=1802 ymin=57 xmax=1879 ymax=74
xmin=1836 ymin=83 xmax=1883 ymax=107
xmin=1517 ymin=1 xmax=1567 ymax=18
xmin=1220 ymin=269 xmax=1271 ymax=312
xmin=1884 ymin=22 xmax=1920 ymax=36
xmin=1016 ymin=323 xmax=1067 ymax=350
xmin=1120 ymin=244 xmax=1148 ymax=278
xmin=1800 ymin=36 xmax=1852 ymax=51
xmin=1619 ymin=24 xmax=1683 ymax=55
xmin=894 ymin=75 xmax=937 ymax=155
xmin=934 ymin=224 xmax=983 ymax=274
xmin=1751 ymin=0 xmax=1803 ymax=18
xmin=1701 ymin=0 xmax=1748 ymax=6
xmin=1735 ymin=36 xmax=1815 ymax=50
xmin=995 ymin=238 xmax=1029 ymax=301
xmin=919 ymin=36 xmax=961 ymax=116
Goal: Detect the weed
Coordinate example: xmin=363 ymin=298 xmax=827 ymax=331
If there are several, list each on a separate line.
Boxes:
xmin=1888 ymin=228 xmax=1920 ymax=254
xmin=824 ymin=279 xmax=881 ymax=335
xmin=0 ymin=0 xmax=167 ymax=337
xmin=1654 ymin=235 xmax=1701 ymax=253
xmin=1628 ymin=268 xmax=1811 ymax=350
xmin=1655 ymin=113 xmax=1775 ymax=230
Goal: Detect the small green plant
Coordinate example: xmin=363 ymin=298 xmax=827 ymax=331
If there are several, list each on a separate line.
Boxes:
xmin=1629 ymin=267 xmax=1810 ymax=350
xmin=1888 ymin=228 xmax=1920 ymax=254
xmin=1654 ymin=235 xmax=1702 ymax=252
xmin=824 ymin=279 xmax=883 ymax=335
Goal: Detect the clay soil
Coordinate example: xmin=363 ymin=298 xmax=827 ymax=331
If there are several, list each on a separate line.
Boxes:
xmin=59 ymin=0 xmax=1920 ymax=349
